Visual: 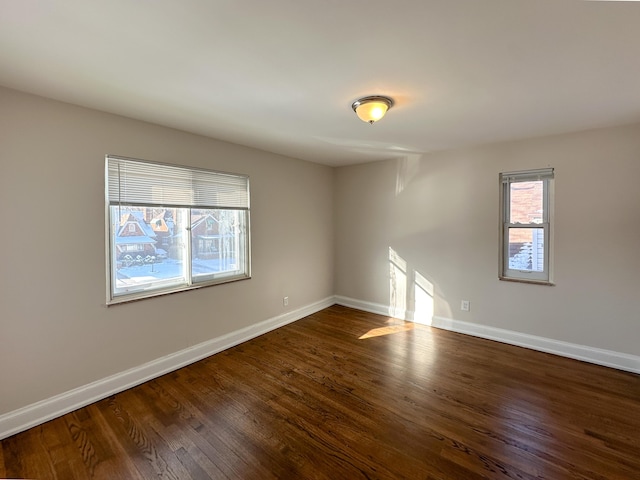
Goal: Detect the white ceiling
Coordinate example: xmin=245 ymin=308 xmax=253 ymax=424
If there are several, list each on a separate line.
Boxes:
xmin=1 ymin=1 xmax=640 ymax=166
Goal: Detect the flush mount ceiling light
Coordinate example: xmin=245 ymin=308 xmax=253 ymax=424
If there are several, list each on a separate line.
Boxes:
xmin=351 ymin=95 xmax=394 ymax=124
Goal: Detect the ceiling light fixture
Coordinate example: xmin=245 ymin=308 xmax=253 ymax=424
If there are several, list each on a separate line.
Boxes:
xmin=351 ymin=95 xmax=394 ymax=124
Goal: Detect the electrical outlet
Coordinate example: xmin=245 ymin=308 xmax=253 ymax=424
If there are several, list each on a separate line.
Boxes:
xmin=283 ymin=296 xmax=289 ymax=307
xmin=461 ymin=300 xmax=470 ymax=312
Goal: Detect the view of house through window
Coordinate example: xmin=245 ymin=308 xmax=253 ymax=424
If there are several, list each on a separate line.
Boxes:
xmin=111 ymin=207 xmax=247 ymax=291
xmin=500 ymin=169 xmax=553 ymax=283
xmin=508 ymin=181 xmax=544 ymax=272
xmin=106 ymin=156 xmax=250 ymax=303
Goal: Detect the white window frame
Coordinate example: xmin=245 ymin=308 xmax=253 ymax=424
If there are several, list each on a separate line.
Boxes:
xmin=499 ymin=168 xmax=554 ymax=285
xmin=105 ymin=155 xmax=251 ymax=304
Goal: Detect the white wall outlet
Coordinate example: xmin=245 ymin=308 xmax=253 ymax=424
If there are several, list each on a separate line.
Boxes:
xmin=283 ymin=296 xmax=289 ymax=307
xmin=461 ymin=300 xmax=470 ymax=312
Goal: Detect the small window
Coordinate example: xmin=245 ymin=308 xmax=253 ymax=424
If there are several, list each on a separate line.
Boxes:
xmin=499 ymin=168 xmax=554 ymax=284
xmin=106 ymin=155 xmax=251 ymax=304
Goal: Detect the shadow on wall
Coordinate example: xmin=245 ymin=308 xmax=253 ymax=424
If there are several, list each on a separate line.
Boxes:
xmin=389 ymin=246 xmax=438 ymax=325
xmin=395 ymin=154 xmax=422 ymax=196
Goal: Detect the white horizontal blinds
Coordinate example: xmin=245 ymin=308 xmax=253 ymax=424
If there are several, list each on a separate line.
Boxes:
xmin=192 ymin=172 xmax=249 ymax=209
xmin=501 ymin=168 xmax=554 ymax=184
xmin=107 ymin=156 xmax=249 ymax=209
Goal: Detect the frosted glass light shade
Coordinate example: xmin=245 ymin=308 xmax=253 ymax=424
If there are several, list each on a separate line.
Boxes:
xmin=351 ymin=96 xmax=394 ymax=124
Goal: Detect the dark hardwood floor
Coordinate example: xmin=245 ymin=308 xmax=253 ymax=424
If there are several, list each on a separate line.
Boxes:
xmin=1 ymin=305 xmax=639 ymax=479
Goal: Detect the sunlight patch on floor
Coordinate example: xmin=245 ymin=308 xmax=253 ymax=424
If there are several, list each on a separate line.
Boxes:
xmin=359 ymin=321 xmax=415 ymax=339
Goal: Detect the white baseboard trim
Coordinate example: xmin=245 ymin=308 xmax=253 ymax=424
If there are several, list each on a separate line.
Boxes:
xmin=0 ymin=296 xmax=335 ymax=441
xmin=431 ymin=316 xmax=640 ymax=375
xmin=335 ymin=295 xmax=640 ymax=375
xmin=334 ymin=295 xmax=429 ymax=324
xmin=334 ymin=295 xmax=394 ymax=317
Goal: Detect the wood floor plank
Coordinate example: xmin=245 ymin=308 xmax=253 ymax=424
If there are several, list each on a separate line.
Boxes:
xmin=2 ymin=305 xmax=639 ymax=479
xmin=223 ymin=338 xmax=475 ymax=478
xmin=149 ymin=378 xmax=259 ymax=479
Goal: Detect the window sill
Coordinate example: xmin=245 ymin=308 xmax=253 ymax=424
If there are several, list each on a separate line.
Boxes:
xmin=499 ymin=276 xmax=555 ymax=286
xmin=107 ymin=274 xmax=251 ymax=306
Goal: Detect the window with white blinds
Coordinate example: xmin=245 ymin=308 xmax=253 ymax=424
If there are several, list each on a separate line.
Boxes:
xmin=499 ymin=168 xmax=554 ymax=284
xmin=107 ymin=156 xmax=249 ymax=209
xmin=105 ymin=155 xmax=251 ymax=304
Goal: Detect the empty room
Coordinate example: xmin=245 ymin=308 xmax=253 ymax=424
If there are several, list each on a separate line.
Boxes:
xmin=0 ymin=1 xmax=639 ymax=479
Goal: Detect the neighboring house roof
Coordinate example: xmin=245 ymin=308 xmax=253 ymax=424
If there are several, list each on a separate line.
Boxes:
xmin=114 ymin=235 xmax=156 ymax=245
xmin=191 ymin=214 xmax=219 ymax=230
xmin=118 ymin=211 xmax=157 ymax=238
xmin=130 ymin=211 xmax=157 ymax=237
xmin=150 ymin=213 xmax=169 ymax=233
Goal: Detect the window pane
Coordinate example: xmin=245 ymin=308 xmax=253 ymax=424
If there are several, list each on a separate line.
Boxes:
xmin=191 ymin=208 xmax=247 ymax=282
xmin=111 ymin=206 xmax=187 ymax=295
xmin=510 ymin=181 xmax=543 ymax=224
xmin=508 ymin=228 xmax=545 ymax=272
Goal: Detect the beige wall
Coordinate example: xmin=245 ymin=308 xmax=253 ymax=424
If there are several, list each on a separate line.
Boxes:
xmin=0 ymin=87 xmax=334 ymax=415
xmin=335 ymin=123 xmax=640 ymax=357
xmin=2 ymin=84 xmax=639 ymax=418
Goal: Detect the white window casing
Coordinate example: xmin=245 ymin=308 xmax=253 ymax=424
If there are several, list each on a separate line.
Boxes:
xmin=105 ymin=155 xmax=251 ymax=304
xmin=499 ymin=168 xmax=554 ymax=285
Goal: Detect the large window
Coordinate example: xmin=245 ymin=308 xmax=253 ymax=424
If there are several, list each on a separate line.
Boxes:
xmin=106 ymin=155 xmax=250 ymax=304
xmin=499 ymin=168 xmax=553 ymax=284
